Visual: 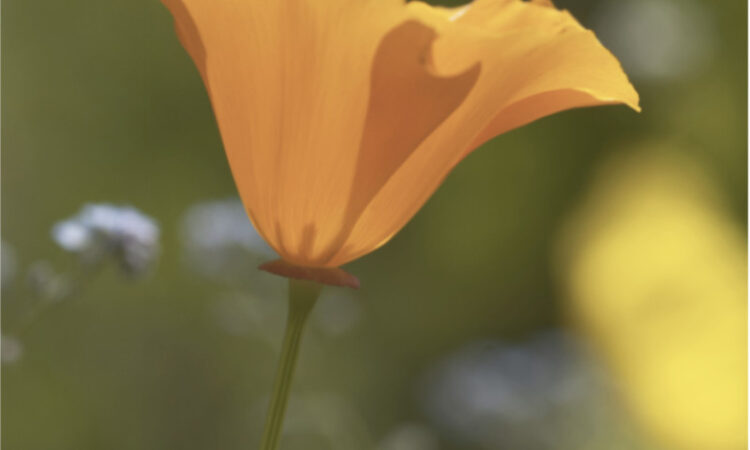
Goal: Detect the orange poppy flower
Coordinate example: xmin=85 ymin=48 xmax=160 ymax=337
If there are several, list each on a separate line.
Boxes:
xmin=163 ymin=0 xmax=639 ymax=285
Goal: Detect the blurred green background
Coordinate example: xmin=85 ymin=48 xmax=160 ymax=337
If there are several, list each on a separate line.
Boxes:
xmin=2 ymin=0 xmax=747 ymax=449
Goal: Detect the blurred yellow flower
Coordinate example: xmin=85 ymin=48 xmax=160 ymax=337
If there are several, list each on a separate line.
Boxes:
xmin=558 ymin=147 xmax=747 ymax=450
xmin=163 ymin=0 xmax=638 ymax=275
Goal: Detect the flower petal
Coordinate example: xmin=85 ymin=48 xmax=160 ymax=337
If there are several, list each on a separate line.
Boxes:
xmin=162 ymin=0 xmax=479 ymax=266
xmin=329 ymin=0 xmax=639 ymax=266
xmin=314 ymin=21 xmax=480 ymax=264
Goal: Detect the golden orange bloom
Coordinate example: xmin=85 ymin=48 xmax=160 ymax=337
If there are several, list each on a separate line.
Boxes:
xmin=163 ymin=0 xmax=639 ymax=278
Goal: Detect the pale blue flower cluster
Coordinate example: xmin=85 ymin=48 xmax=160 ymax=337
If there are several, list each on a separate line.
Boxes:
xmin=420 ymin=332 xmax=626 ymax=449
xmin=52 ymin=204 xmax=159 ymax=276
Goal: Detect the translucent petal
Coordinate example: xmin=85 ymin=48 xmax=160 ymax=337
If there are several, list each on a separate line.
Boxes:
xmin=329 ymin=0 xmax=638 ymax=265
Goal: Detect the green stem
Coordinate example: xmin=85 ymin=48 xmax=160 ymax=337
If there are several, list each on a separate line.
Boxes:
xmin=259 ymin=279 xmax=321 ymax=450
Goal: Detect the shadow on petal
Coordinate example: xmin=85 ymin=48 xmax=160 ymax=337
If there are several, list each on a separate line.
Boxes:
xmin=318 ymin=20 xmax=481 ymax=265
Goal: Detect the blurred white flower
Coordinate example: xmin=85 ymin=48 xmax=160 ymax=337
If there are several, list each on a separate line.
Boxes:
xmin=593 ymin=0 xmax=714 ymax=81
xmin=52 ymin=204 xmax=160 ymax=276
xmin=181 ymin=198 xmax=276 ymax=278
xmin=420 ymin=332 xmax=635 ymax=449
xmin=1 ymin=335 xmax=23 ymax=364
xmin=52 ymin=220 xmax=93 ymax=252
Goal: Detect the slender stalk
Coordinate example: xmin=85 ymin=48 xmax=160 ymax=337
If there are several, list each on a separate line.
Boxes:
xmin=259 ymin=278 xmax=321 ymax=450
